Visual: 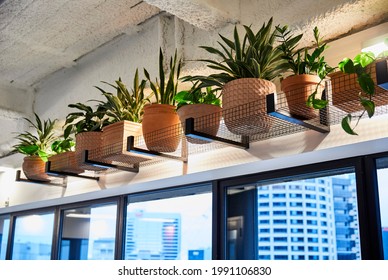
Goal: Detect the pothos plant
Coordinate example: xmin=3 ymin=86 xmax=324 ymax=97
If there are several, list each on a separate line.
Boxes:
xmin=338 ymin=51 xmax=377 ymax=135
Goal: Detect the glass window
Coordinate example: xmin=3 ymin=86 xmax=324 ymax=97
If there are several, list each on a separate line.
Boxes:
xmin=376 ymin=157 xmax=388 ymax=259
xmin=0 ymin=215 xmax=10 ymax=260
xmin=12 ymin=212 xmax=54 ymax=260
xmin=227 ymin=170 xmax=361 ymax=260
xmin=59 ymin=203 xmax=117 ymax=260
xmin=125 ymin=191 xmax=212 ymax=260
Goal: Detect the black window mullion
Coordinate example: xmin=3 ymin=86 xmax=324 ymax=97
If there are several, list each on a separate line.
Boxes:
xmin=115 ymin=195 xmax=127 ymax=260
xmin=356 ymin=156 xmax=384 ymax=259
xmin=212 ymin=180 xmax=226 ymax=260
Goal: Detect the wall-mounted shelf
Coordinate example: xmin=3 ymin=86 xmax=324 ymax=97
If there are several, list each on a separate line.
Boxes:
xmin=15 ymin=60 xmax=388 ymax=183
xmin=15 ymin=170 xmax=68 ymax=188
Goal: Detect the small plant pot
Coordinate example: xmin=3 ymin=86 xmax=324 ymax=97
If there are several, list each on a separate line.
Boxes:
xmin=177 ymin=104 xmax=222 ymax=144
xmin=49 ymin=151 xmax=84 ymax=174
xmin=329 ymin=58 xmax=388 ymax=113
xmin=281 ymin=74 xmax=323 ymax=120
xmin=22 ymin=155 xmax=50 ymax=182
xmin=141 ymin=104 xmax=181 ymax=153
xmin=221 ymin=78 xmax=275 ymax=136
xmin=75 ymin=131 xmax=103 ymax=169
xmin=100 ymin=120 xmax=148 ymax=164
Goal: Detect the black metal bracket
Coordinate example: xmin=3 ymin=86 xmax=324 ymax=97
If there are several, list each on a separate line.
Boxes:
xmin=266 ymin=93 xmax=330 ymax=133
xmin=82 ymin=150 xmax=140 ymax=173
xmin=45 ymin=161 xmax=100 ymax=181
xmin=184 ymin=118 xmax=250 ymax=149
xmin=127 ymin=136 xmax=188 ymax=162
xmin=15 ymin=170 xmax=67 ymax=188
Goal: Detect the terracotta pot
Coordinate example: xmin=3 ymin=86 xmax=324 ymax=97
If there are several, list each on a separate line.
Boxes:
xmin=221 ymin=78 xmax=276 ymax=135
xmin=75 ymin=131 xmax=103 ymax=167
xmin=141 ymin=104 xmax=181 ymax=152
xmin=22 ymin=155 xmax=50 ymax=182
xmin=49 ymin=151 xmax=84 ymax=174
xmin=330 ymin=58 xmax=388 ymax=113
xmin=281 ymin=74 xmax=323 ymax=120
xmin=177 ymin=104 xmax=222 ymax=144
xmin=100 ymin=120 xmax=148 ymax=164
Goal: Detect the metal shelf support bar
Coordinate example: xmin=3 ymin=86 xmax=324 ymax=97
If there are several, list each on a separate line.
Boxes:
xmin=185 ymin=118 xmax=250 ymax=149
xmin=266 ymin=93 xmax=330 ymax=134
xmin=82 ymin=150 xmax=139 ymax=173
xmin=45 ymin=161 xmax=100 ymax=181
xmin=127 ymin=136 xmax=188 ymax=162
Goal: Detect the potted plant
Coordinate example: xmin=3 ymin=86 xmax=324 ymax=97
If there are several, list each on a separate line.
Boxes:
xmin=13 ymin=113 xmax=56 ymax=181
xmin=142 ymin=48 xmax=183 ymax=152
xmin=186 ymin=18 xmax=290 ymax=136
xmin=330 ymin=52 xmax=388 ymax=135
xmin=276 ymin=26 xmax=335 ymax=120
xmin=174 ymin=81 xmax=222 ymax=144
xmin=63 ymin=101 xmax=109 ymax=166
xmin=94 ymin=69 xmax=152 ymax=160
xmin=48 ymin=134 xmax=84 ymax=174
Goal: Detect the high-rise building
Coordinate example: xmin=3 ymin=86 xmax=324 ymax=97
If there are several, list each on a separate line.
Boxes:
xmin=257 ymin=175 xmax=360 ymax=260
xmin=125 ymin=211 xmax=181 ymax=260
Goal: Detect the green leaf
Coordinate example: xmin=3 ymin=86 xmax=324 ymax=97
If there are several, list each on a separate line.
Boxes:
xmin=360 ymin=99 xmax=375 ymax=118
xmin=341 ymin=114 xmax=358 ymax=135
xmin=357 ymin=73 xmax=375 ymax=95
xmin=354 ymin=52 xmax=375 ymax=67
xmin=338 ymin=58 xmax=355 ymax=74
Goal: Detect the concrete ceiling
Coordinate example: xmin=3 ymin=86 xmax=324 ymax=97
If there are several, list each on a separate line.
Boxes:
xmin=0 ymin=0 xmax=387 ymax=159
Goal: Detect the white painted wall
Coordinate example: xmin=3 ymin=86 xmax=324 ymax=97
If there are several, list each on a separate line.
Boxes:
xmin=0 ymin=14 xmax=387 ymax=211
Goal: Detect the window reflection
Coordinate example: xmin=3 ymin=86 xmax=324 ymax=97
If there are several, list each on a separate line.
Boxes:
xmin=59 ymin=203 xmax=117 ymax=260
xmin=227 ymin=173 xmax=361 ymax=260
xmin=125 ymin=192 xmax=212 ymax=260
xmin=12 ymin=212 xmax=54 ymax=260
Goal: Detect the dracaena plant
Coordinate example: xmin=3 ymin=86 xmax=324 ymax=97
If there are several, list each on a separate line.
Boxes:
xmin=63 ymin=102 xmax=109 ymax=139
xmin=184 ymin=17 xmax=289 ymax=89
xmin=94 ymin=69 xmax=152 ymax=123
xmin=174 ymin=81 xmax=221 ymax=110
xmin=338 ymin=51 xmax=377 ymax=135
xmin=144 ymin=48 xmax=182 ymax=105
xmin=276 ymin=25 xmax=335 ymax=109
xmin=13 ymin=113 xmax=57 ymax=162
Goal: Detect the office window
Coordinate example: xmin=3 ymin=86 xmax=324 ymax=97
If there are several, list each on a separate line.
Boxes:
xmin=11 ymin=212 xmax=54 ymax=260
xmin=228 ymin=169 xmax=361 ymax=260
xmin=0 ymin=215 xmax=10 ymax=260
xmin=274 ymin=228 xmax=287 ymax=233
xmin=376 ymin=157 xmax=388 ymax=260
xmin=125 ymin=191 xmax=212 ymax=260
xmin=59 ymin=203 xmax=117 ymax=260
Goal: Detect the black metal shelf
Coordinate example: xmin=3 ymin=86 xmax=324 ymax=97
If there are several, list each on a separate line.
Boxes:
xmin=15 ymin=170 xmax=67 ymax=188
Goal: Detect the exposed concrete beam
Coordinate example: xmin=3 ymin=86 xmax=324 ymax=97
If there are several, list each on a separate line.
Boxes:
xmin=144 ymin=0 xmax=236 ymax=30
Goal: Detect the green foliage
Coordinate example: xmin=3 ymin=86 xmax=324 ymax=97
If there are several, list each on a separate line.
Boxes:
xmin=277 ymin=26 xmax=335 ymax=110
xmin=13 ymin=113 xmax=57 ymax=162
xmin=338 ymin=52 xmax=377 ymax=135
xmin=51 ymin=137 xmax=75 ymax=155
xmin=95 ymin=69 xmax=152 ymax=123
xmin=63 ymin=102 xmax=109 ymax=138
xmin=144 ymin=48 xmax=182 ymax=105
xmin=185 ymin=18 xmax=289 ymax=90
xmin=174 ymin=82 xmax=221 ymax=110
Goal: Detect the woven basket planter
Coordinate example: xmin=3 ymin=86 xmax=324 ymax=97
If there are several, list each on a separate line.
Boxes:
xmin=177 ymin=104 xmax=222 ymax=144
xmin=141 ymin=104 xmax=181 ymax=153
xmin=281 ymin=74 xmax=323 ymax=120
xmin=330 ymin=58 xmax=388 ymax=113
xmin=49 ymin=151 xmax=84 ymax=174
xmin=221 ymin=78 xmax=276 ymax=136
xmin=22 ymin=155 xmax=50 ymax=182
xmin=75 ymin=131 xmax=103 ymax=170
xmin=100 ymin=120 xmax=148 ymax=164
